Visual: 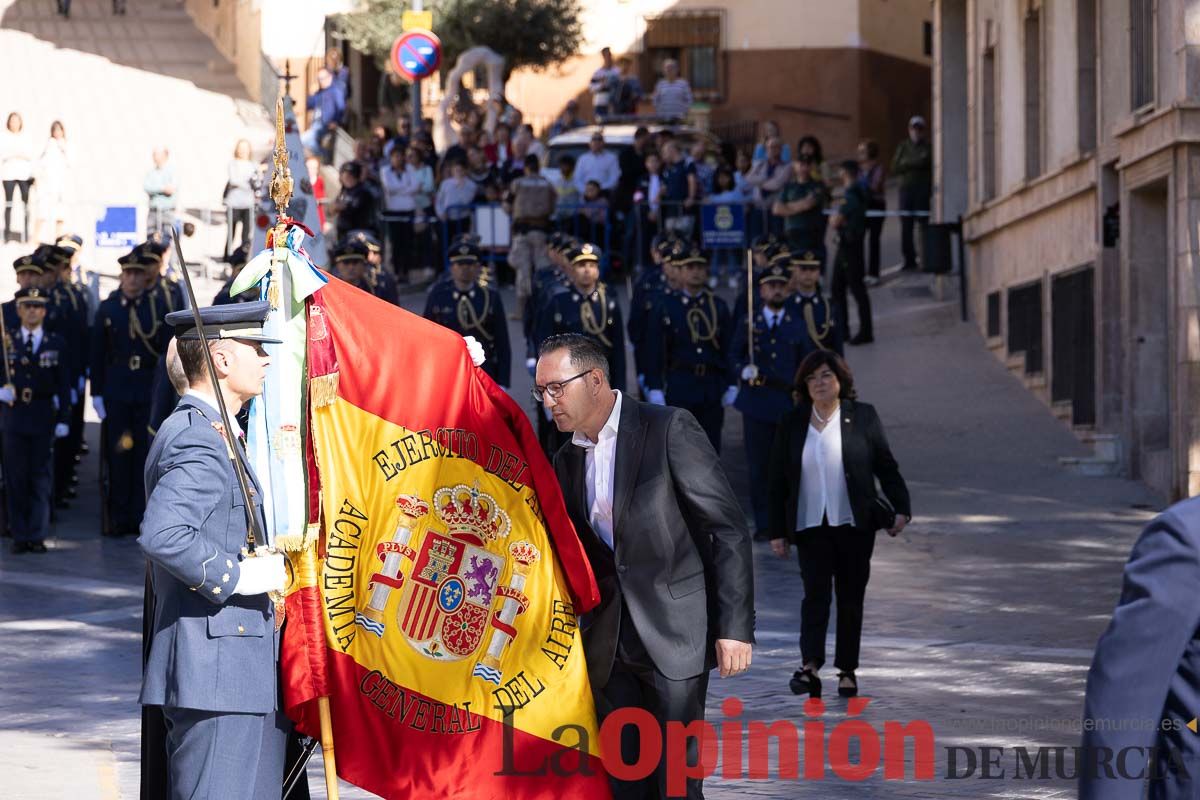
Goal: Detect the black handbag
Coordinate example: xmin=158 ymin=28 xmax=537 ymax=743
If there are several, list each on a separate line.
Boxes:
xmin=870 ymin=495 xmax=896 ymax=531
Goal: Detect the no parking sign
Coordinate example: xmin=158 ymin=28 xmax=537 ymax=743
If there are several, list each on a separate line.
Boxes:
xmin=391 ymin=30 xmax=442 ymax=81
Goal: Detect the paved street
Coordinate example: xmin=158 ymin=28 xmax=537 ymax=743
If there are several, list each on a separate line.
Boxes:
xmin=0 ymin=256 xmax=1161 ymax=799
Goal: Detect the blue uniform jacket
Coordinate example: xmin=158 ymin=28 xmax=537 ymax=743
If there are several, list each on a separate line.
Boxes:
xmin=789 ymin=291 xmax=843 ymax=356
xmin=139 ymin=394 xmax=277 ymax=714
xmin=2 ymin=327 xmax=70 ymax=434
xmin=644 ymin=288 xmax=734 ymax=403
xmin=535 ymin=284 xmax=626 ymax=392
xmin=89 ymin=291 xmax=167 ymax=404
xmin=730 ymin=307 xmax=807 ymax=424
xmin=423 ymin=281 xmax=512 ymax=387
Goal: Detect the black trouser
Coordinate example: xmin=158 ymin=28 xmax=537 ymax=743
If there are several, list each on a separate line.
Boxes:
xmin=3 ymin=179 xmax=32 ymax=241
xmin=865 ymin=209 xmax=885 ymax=279
xmin=832 ymin=238 xmax=871 ymax=340
xmin=796 ymin=525 xmax=876 ymax=672
xmin=386 ymin=216 xmax=415 ymax=279
xmin=104 ymin=398 xmax=150 ymax=534
xmin=225 ymin=206 xmax=252 ymax=258
xmin=899 ymin=190 xmax=929 ymax=270
xmin=595 ymin=604 xmax=710 ymax=800
xmin=3 ymin=429 xmax=53 ymax=543
xmin=742 ymin=417 xmax=777 ymax=534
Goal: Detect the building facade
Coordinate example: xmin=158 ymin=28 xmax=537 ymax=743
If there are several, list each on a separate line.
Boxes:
xmin=933 ymin=0 xmax=1200 ymax=500
xmin=504 ymin=0 xmax=932 ymax=161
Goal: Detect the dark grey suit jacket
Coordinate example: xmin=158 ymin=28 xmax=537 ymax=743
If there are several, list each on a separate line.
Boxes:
xmin=553 ymin=395 xmax=755 ymax=687
xmin=138 ymin=394 xmax=277 ymax=713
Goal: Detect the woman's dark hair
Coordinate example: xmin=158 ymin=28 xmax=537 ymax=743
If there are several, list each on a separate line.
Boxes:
xmin=860 ymin=139 xmax=879 ymax=159
xmin=794 ymin=350 xmax=856 ymax=404
xmin=797 ymin=135 xmax=824 ymax=165
xmin=714 ymin=167 xmax=734 ymax=191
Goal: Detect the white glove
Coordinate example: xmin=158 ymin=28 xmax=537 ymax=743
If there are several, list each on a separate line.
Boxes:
xmin=648 ymin=389 xmax=666 ymax=406
xmin=70 ymin=388 xmax=78 ymax=405
xmin=0 ymin=387 xmax=13 ymax=405
xmin=525 ymin=357 xmax=537 ymax=376
xmin=464 ymin=336 xmax=486 ymax=367
xmin=54 ymin=423 xmax=69 ymax=439
xmin=233 ymin=552 xmax=287 ymax=596
xmin=740 ymin=365 xmax=759 ymax=383
xmin=92 ymin=396 xmax=106 ymax=420
xmin=722 ymin=386 xmax=739 ymax=407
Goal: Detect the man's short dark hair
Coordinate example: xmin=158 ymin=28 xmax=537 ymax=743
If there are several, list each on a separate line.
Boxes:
xmin=557 ymin=154 xmax=576 ymax=169
xmin=840 ymin=159 xmax=860 ymax=178
xmin=524 ymin=154 xmax=540 ymax=172
xmin=634 ymin=126 xmax=650 ymax=140
xmin=794 ymin=350 xmax=857 ymax=404
xmin=538 ymin=333 xmax=610 ymax=383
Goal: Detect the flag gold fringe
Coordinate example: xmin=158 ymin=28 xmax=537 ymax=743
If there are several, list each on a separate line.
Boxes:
xmin=310 ymin=372 xmax=339 ymax=409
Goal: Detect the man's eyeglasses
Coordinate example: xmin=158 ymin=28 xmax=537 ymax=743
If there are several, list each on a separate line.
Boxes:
xmin=532 ymin=369 xmax=593 ymax=403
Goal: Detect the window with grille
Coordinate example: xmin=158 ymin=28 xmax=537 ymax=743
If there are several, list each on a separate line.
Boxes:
xmin=643 ymin=12 xmax=724 ymax=101
xmin=981 ymin=44 xmax=998 ymax=201
xmin=1130 ymin=0 xmax=1154 ymax=109
xmin=1024 ymin=8 xmax=1042 ymax=179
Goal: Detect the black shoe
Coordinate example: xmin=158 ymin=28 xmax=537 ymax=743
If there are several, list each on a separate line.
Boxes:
xmin=789 ymin=667 xmax=822 ymax=698
xmin=837 ymin=671 xmax=858 ymax=697
xmin=10 ymin=541 xmax=30 ymax=554
xmin=848 ymin=333 xmax=874 ymax=346
xmin=28 ymin=541 xmax=47 ymax=554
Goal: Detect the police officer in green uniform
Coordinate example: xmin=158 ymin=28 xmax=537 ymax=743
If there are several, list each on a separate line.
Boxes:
xmin=644 ymin=242 xmax=737 ymax=452
xmin=2 ymin=287 xmax=70 ymax=553
xmin=90 ymin=249 xmax=167 ymax=536
xmin=831 ymin=159 xmax=872 ymax=345
xmin=423 ymin=240 xmax=511 ymax=387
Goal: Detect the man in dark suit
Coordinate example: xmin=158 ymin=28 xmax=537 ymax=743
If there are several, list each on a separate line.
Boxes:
xmin=1081 ymin=497 xmax=1200 ymax=799
xmin=536 ymin=332 xmax=754 ymax=800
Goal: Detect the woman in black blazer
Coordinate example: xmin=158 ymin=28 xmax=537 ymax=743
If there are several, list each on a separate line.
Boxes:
xmin=766 ymin=350 xmax=910 ymax=699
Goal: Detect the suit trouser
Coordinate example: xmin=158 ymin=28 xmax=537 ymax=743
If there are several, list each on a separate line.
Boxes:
xmin=162 ymin=706 xmax=288 ymax=800
xmin=899 ymin=190 xmax=929 ymax=270
xmin=741 ymin=417 xmax=777 ymax=534
xmin=832 ymin=240 xmax=872 ymax=340
xmin=105 ymin=398 xmax=149 ymax=533
xmin=795 ymin=525 xmax=876 ymax=672
xmin=595 ymin=608 xmax=710 ymax=800
xmin=3 ymin=429 xmax=52 ymax=543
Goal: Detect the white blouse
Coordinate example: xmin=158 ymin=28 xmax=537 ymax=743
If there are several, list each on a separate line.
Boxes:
xmin=796 ymin=411 xmax=855 ymax=531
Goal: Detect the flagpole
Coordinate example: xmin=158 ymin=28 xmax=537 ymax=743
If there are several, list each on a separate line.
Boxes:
xmin=266 ymin=95 xmax=340 ymax=800
xmin=745 ymin=247 xmax=755 ymax=371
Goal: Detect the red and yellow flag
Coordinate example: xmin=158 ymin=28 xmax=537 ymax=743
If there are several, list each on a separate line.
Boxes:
xmin=282 ymin=276 xmax=610 ymax=799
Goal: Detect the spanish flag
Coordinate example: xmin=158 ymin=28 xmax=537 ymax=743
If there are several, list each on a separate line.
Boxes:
xmin=282 ymin=275 xmax=610 ymax=798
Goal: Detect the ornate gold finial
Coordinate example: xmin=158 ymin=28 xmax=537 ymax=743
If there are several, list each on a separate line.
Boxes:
xmin=268 ymin=96 xmax=293 ymax=218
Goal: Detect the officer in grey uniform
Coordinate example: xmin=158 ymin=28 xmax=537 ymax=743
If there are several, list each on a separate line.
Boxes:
xmin=139 ymin=300 xmax=289 ymax=800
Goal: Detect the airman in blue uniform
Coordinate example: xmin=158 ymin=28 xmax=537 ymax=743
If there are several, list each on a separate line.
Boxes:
xmin=90 ymin=249 xmax=169 ymax=537
xmin=54 ymin=234 xmax=94 ymax=490
xmin=787 ymin=249 xmax=843 ymax=356
xmin=2 ymin=254 xmax=47 ymax=334
xmin=628 ymin=232 xmax=680 ymax=393
xmin=329 ymin=238 xmax=374 ymax=294
xmin=535 ymin=243 xmax=626 ymax=393
xmin=346 ymin=229 xmax=401 ymax=306
xmin=213 ymin=244 xmax=258 ymax=305
xmin=644 ymin=242 xmax=737 ymax=452
xmin=524 ymin=235 xmax=575 ymax=454
xmin=139 ymin=235 xmax=186 ymax=315
xmin=423 ymin=240 xmax=512 ymax=387
xmin=2 ymin=287 xmax=70 ymax=553
xmin=731 ymin=263 xmax=811 ymax=538
xmin=140 ymin=300 xmax=289 ymax=800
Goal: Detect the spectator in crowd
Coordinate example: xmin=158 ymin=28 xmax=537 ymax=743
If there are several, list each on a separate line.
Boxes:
xmin=752 ymin=120 xmax=792 ymax=165
xmin=857 ymin=139 xmax=887 ymax=285
xmin=439 ymin=127 xmax=479 ymax=180
xmin=773 ymin=153 xmax=829 ymax=265
xmin=797 ymin=135 xmax=827 ymax=181
xmin=652 ymin=59 xmax=693 ymax=121
xmin=578 ymin=180 xmax=609 ymax=241
xmin=378 ymin=70 xmax=409 ymax=120
xmin=551 ymin=154 xmax=581 ymax=221
xmin=574 ymin=132 xmax=620 ymax=197
xmin=381 ymin=147 xmax=434 ymax=283
xmin=892 ymin=115 xmax=932 ymax=271
xmin=660 ymin=139 xmax=698 ymax=239
xmin=465 ymin=146 xmax=499 ymax=202
xmin=633 ymin=151 xmax=664 ymax=264
xmin=689 ymin=139 xmax=715 ymax=198
xmin=613 ymin=55 xmax=643 ymax=115
xmin=707 ymin=166 xmax=749 ymax=288
xmin=1 ymin=111 xmax=36 ymax=243
xmin=549 ymin=100 xmax=585 ymax=138
xmin=303 ymin=68 xmax=346 ymax=161
xmin=32 ymin=120 xmax=70 ymax=245
xmin=384 ymin=116 xmax=412 ymax=160
xmin=589 ymin=47 xmax=621 ymax=120
xmin=331 ymin=161 xmax=377 ymax=240
xmin=326 ymin=47 xmax=350 ymax=101
xmin=830 ymin=160 xmax=872 ymax=345
xmin=507 ymin=154 xmax=558 ymax=318
xmin=143 ymin=146 xmax=178 ymax=238
xmin=744 ymin=136 xmax=790 ymax=237
xmin=306 ymin=154 xmax=327 ymax=230
xmin=616 ymin=126 xmax=651 ymax=213
xmin=734 ymin=150 xmax=754 ymax=195
xmin=223 ymin=139 xmax=259 ymax=259
xmin=514 ymin=124 xmax=546 ymax=163
xmin=485 ymin=122 xmax=514 ymax=173
xmin=435 ymin=159 xmax=477 ymax=243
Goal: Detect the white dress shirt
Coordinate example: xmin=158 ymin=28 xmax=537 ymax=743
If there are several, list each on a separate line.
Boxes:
xmin=571 ymin=390 xmax=623 ymax=550
xmin=796 ymin=409 xmax=855 ymax=531
xmin=762 ymin=307 xmax=783 ymax=330
xmin=20 ymin=325 xmax=44 ymax=353
xmin=574 ymin=150 xmax=621 ymax=194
